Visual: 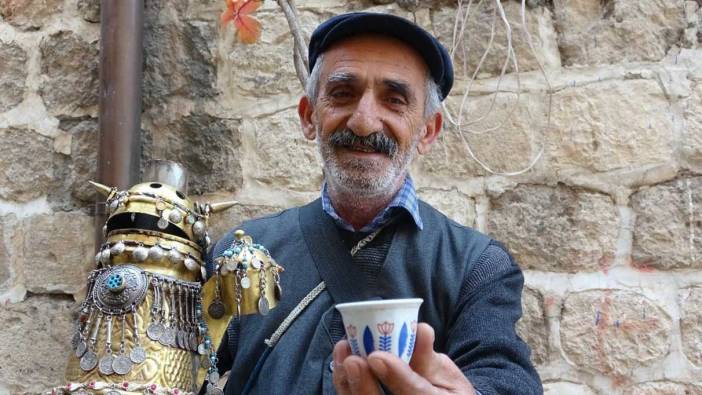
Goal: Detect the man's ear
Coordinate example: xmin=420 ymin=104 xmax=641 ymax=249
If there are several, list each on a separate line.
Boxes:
xmin=298 ymin=96 xmax=317 ymax=141
xmin=417 ymin=112 xmax=442 ymax=155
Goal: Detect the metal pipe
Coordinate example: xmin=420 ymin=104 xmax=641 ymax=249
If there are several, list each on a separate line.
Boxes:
xmin=95 ymin=0 xmax=144 ymax=248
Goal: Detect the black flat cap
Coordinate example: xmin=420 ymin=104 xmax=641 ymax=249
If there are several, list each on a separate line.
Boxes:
xmin=308 ymin=12 xmax=454 ymax=100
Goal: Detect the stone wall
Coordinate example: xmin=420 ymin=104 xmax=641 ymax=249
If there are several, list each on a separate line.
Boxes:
xmin=1 ymin=0 xmax=701 ymax=393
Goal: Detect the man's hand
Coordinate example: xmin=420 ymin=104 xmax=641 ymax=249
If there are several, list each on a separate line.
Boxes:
xmin=332 ymin=323 xmax=477 ymax=395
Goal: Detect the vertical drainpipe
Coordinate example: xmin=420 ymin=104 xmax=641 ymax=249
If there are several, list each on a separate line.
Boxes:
xmin=94 ymin=0 xmax=144 ymax=248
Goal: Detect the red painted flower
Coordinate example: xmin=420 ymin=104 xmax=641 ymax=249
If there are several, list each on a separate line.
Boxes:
xmin=150 ymin=383 xmax=158 ymax=393
xmin=173 ymin=389 xmax=180 ymax=395
xmin=220 ymin=0 xmax=262 ymax=44
xmin=346 ymin=325 xmax=357 ymax=338
xmin=377 ymin=321 xmax=394 ymax=336
xmin=65 ymin=383 xmax=72 ymax=391
xmin=88 ymin=381 xmax=96 ymax=389
xmin=122 ymin=381 xmax=130 ymax=389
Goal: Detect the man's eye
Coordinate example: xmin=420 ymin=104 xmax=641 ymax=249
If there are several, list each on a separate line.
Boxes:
xmin=387 ymin=96 xmax=407 ymax=106
xmin=330 ymin=90 xmax=352 ymax=99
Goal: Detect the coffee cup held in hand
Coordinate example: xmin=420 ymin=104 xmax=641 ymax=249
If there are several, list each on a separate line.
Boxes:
xmin=335 ymin=298 xmax=423 ymax=363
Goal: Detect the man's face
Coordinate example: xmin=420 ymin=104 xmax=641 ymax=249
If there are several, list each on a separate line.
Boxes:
xmin=299 ymin=35 xmax=441 ymax=198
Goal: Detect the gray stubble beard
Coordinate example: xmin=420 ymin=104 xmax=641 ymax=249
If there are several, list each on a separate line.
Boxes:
xmin=316 ymin=127 xmax=420 ymax=199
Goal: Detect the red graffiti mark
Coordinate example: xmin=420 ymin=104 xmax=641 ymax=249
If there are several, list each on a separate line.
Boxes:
xmin=629 ymin=257 xmax=657 ymax=273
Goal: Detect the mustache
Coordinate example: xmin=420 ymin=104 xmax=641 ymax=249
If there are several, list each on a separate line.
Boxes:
xmin=328 ymin=129 xmax=398 ymax=158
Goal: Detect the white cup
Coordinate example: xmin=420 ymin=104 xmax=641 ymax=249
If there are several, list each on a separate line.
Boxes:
xmin=335 ymin=298 xmax=423 ymax=363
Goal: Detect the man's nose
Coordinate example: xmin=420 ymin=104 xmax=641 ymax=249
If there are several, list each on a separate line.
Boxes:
xmin=346 ymin=91 xmax=383 ymax=136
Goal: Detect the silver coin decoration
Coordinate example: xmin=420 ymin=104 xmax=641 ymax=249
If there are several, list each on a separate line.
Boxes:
xmin=258 ymin=296 xmax=270 ymax=315
xmin=75 ymin=341 xmax=87 ymax=358
xmin=106 ymin=390 xmax=121 ymax=395
xmin=130 ymin=346 xmax=146 ymax=364
xmin=184 ymin=257 xmax=198 ymax=272
xmin=168 ymin=249 xmax=182 ymax=263
xmin=94 ymin=252 xmax=101 ymax=264
xmin=133 ymin=245 xmax=148 ymax=261
xmin=208 ymin=300 xmax=225 ymax=319
xmin=157 ymin=216 xmax=169 ymax=229
xmin=99 ymin=355 xmax=114 ymax=375
xmin=71 ymin=330 xmax=81 ymax=349
xmin=112 ymin=355 xmax=132 ymax=375
xmin=80 ymin=351 xmax=98 ymax=371
xmin=169 ymin=210 xmax=183 ymax=224
xmin=147 ymin=322 xmax=165 ymax=341
xmin=148 ymin=245 xmax=164 ymax=261
xmin=110 ymin=241 xmax=126 ymax=255
xmin=192 ymin=220 xmax=206 ymax=237
xmin=100 ymin=249 xmax=111 ymax=265
xmin=198 ymin=343 xmax=207 ymax=355
xmin=208 ymin=371 xmax=220 ymax=383
xmin=240 ymin=276 xmax=251 ymax=289
xmin=93 ymin=265 xmax=148 ymax=315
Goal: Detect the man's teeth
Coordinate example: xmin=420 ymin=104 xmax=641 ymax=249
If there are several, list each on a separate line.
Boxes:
xmin=347 ymin=145 xmax=376 ymax=153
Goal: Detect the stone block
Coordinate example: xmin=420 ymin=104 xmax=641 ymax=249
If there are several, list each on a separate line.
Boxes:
xmin=248 ymin=108 xmax=322 ymax=192
xmin=143 ymin=8 xmax=217 ymax=107
xmin=49 ymin=117 xmax=99 ymax=210
xmin=0 ymin=0 xmax=64 ymax=30
xmin=543 ymin=382 xmax=597 ymax=395
xmin=39 ymin=31 xmax=98 ymax=114
xmin=416 ymin=91 xmax=549 ymax=178
xmin=431 ymin=0 xmax=560 ymax=78
xmin=0 ymin=215 xmax=21 ymax=295
xmin=548 ymin=79 xmax=674 ymax=173
xmin=560 ymin=290 xmax=672 ymax=376
xmin=21 ymin=211 xmax=94 ymax=294
xmin=631 ymin=177 xmax=702 ymax=270
xmin=208 ymin=203 xmax=284 ymax=242
xmin=0 ymin=295 xmax=74 ymax=394
xmin=0 ymin=127 xmax=56 ymax=202
xmin=680 ymin=287 xmax=702 ymax=367
xmin=553 ymin=0 xmax=686 ymax=66
xmin=516 ymin=287 xmax=548 ymax=366
xmin=0 ymin=40 xmax=28 ymax=113
xmin=417 ymin=188 xmax=475 ymax=227
xmin=682 ymin=84 xmax=702 ymax=170
xmin=623 ymin=381 xmax=702 ymax=395
xmin=76 ymin=0 xmax=99 ymax=23
xmin=488 ymin=184 xmax=618 ymax=272
xmin=147 ymin=111 xmax=243 ymax=195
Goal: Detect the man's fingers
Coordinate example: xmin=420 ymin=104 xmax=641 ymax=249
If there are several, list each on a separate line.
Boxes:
xmin=345 ymin=356 xmax=382 ymax=395
xmin=333 ymin=341 xmax=353 ymax=395
xmin=409 ymin=322 xmax=437 ymax=374
xmin=368 ymin=352 xmax=438 ymax=395
xmin=333 ymin=341 xmax=382 ymax=395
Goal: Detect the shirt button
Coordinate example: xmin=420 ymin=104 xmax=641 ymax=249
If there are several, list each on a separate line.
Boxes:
xmin=329 ymin=360 xmax=335 ymax=372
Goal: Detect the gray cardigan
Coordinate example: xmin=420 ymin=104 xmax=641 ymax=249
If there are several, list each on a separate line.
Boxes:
xmin=210 ymin=199 xmax=542 ymax=395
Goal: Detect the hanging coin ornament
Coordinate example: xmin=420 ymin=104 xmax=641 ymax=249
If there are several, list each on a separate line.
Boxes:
xmin=169 ymin=210 xmax=183 ymax=224
xmin=157 ymin=216 xmax=169 ymax=229
xmin=240 ymin=274 xmax=251 ymax=289
xmin=133 ymin=244 xmax=148 ymax=262
xmin=192 ymin=220 xmax=206 ymax=237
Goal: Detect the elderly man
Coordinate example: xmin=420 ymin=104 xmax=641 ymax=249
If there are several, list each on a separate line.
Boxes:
xmin=211 ymin=12 xmax=542 ymax=395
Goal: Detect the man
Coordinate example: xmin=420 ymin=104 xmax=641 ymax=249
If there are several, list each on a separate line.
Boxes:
xmin=211 ymin=12 xmax=542 ymax=395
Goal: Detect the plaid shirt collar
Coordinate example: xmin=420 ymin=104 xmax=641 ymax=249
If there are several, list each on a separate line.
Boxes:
xmin=321 ymin=176 xmax=423 ymax=233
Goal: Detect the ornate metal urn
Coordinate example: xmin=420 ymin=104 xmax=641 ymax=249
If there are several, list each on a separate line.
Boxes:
xmin=53 ymin=165 xmax=283 ymax=395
